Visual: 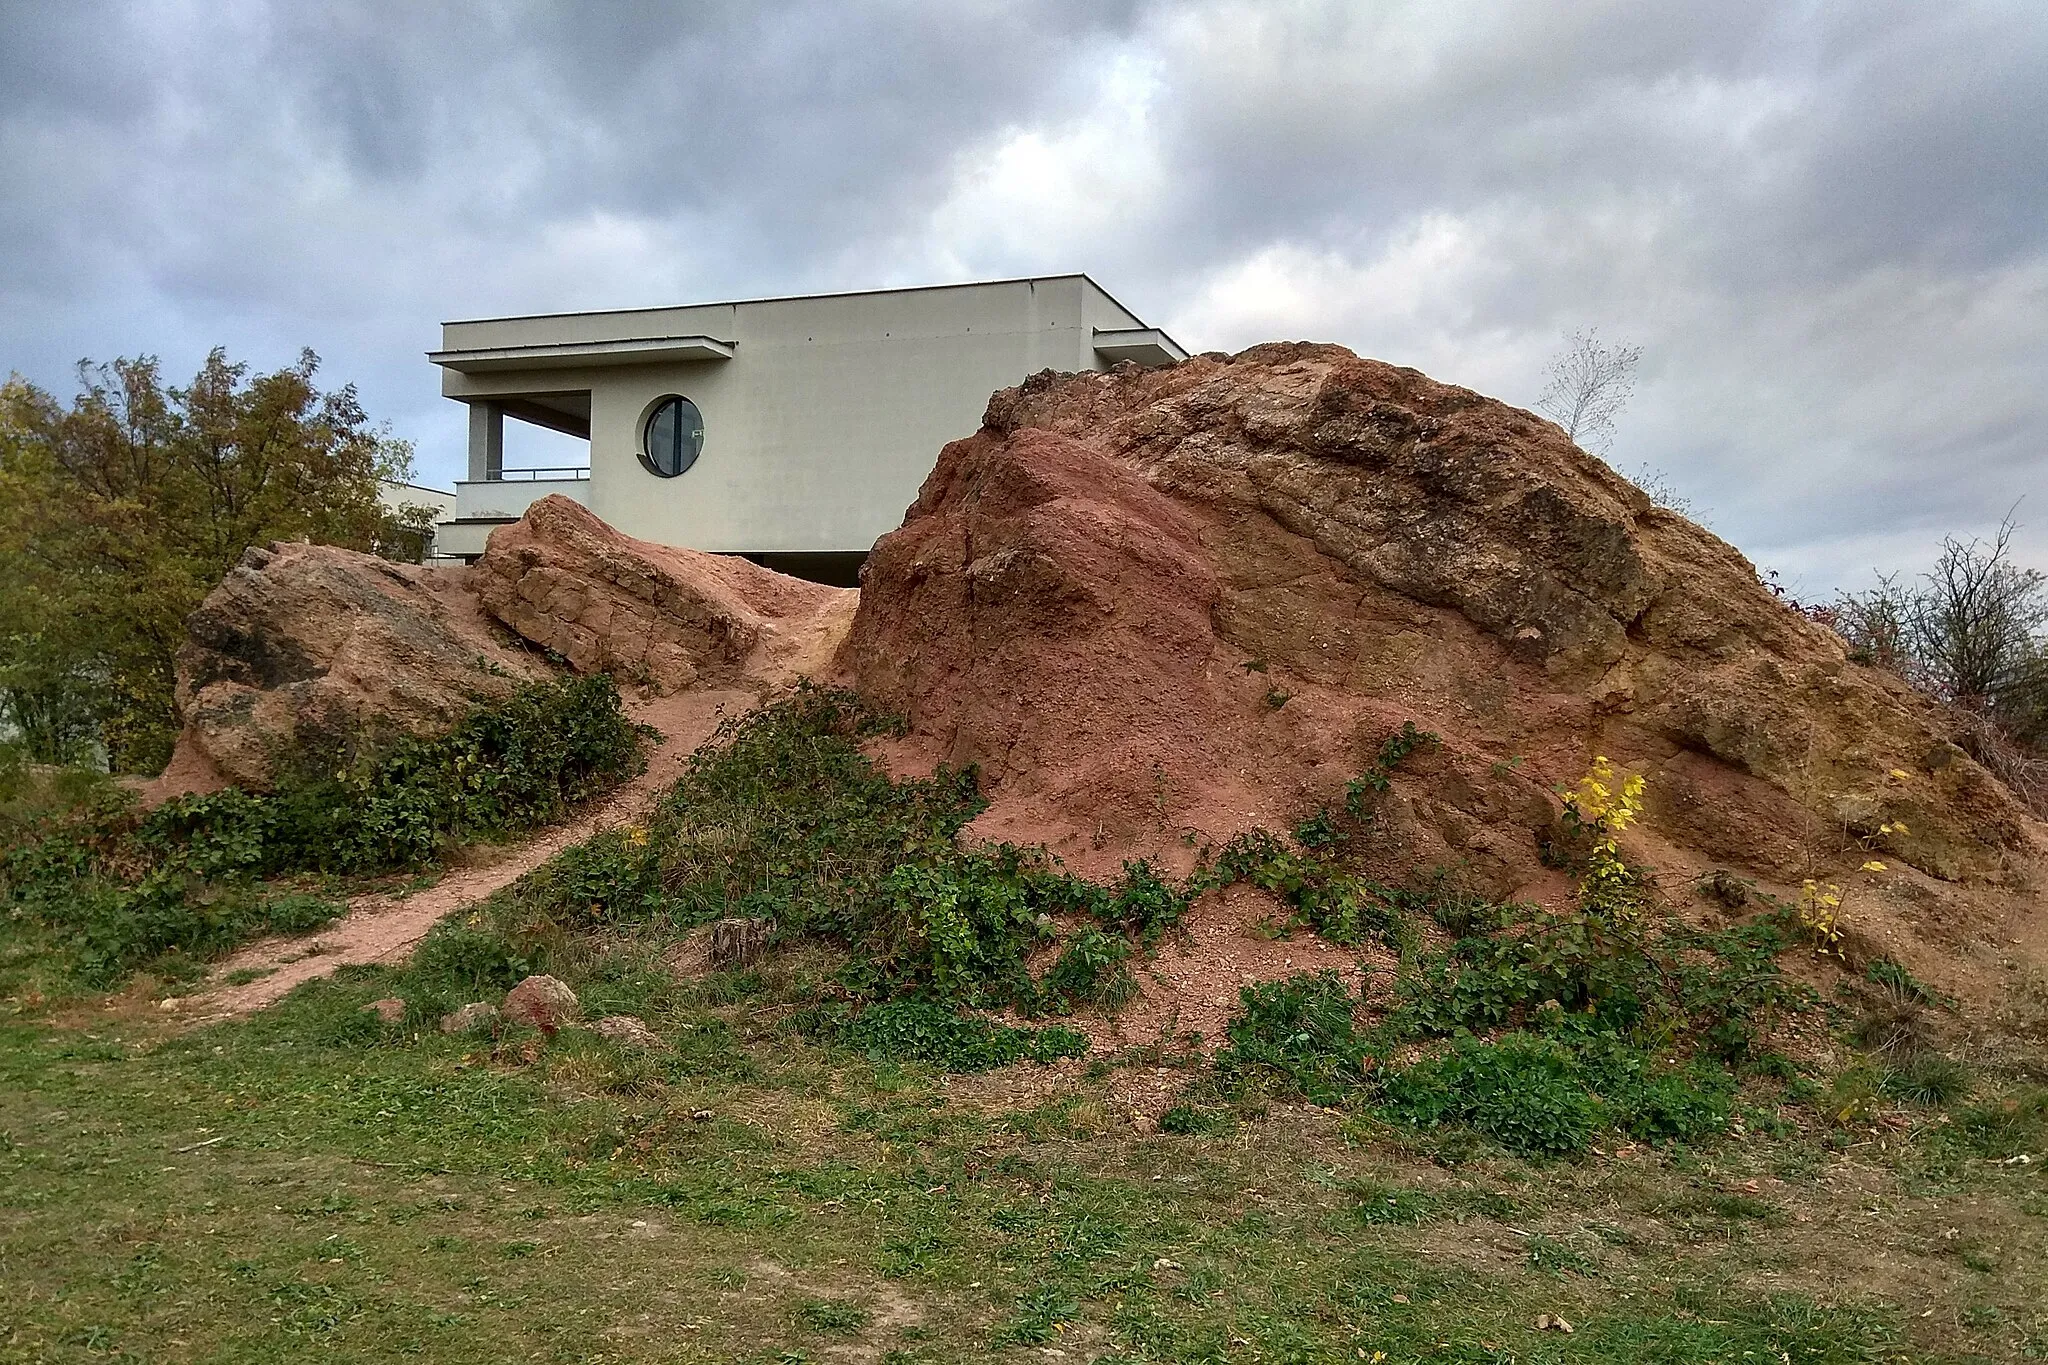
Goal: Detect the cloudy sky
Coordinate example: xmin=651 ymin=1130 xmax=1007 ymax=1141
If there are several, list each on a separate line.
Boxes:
xmin=3 ymin=0 xmax=2042 ymax=594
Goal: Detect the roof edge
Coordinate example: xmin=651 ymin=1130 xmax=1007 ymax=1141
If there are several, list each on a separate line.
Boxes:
xmin=442 ymin=272 xmax=1124 ymax=328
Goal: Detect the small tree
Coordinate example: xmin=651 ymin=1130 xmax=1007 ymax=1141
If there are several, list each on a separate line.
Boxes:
xmin=1911 ymin=514 xmax=2047 ymax=728
xmin=1537 ymin=328 xmax=1641 ymax=456
xmin=1831 ymin=510 xmax=2048 ymax=804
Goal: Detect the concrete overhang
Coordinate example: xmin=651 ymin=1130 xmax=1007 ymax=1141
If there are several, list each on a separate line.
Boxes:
xmin=428 ymin=335 xmax=737 ymax=373
xmin=1093 ymin=327 xmax=1188 ymax=367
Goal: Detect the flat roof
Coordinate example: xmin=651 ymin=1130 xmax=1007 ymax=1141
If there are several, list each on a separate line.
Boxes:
xmin=441 ymin=272 xmax=1158 ymax=332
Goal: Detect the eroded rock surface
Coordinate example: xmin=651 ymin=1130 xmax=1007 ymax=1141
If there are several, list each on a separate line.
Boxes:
xmin=847 ymin=345 xmax=2043 ymax=924
xmin=174 ymin=542 xmax=548 ymax=790
xmin=474 ymin=496 xmax=854 ymax=694
xmin=164 ymin=496 xmax=855 ymax=794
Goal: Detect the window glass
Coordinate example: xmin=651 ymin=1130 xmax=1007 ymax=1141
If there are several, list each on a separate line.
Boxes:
xmin=639 ymin=396 xmax=703 ymax=477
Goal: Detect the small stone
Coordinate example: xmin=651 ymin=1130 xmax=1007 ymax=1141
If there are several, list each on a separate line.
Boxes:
xmin=590 ymin=1015 xmax=660 ymax=1048
xmin=691 ymin=1109 xmax=714 ymax=1122
xmin=364 ymin=997 xmax=406 ymax=1024
xmin=1152 ymin=1257 xmax=1182 ymax=1271
xmin=502 ymin=975 xmax=579 ymax=1031
xmin=1390 ymin=1293 xmax=1409 ymax=1304
xmin=159 ymin=997 xmax=181 ymax=1012
xmin=1535 ymin=1314 xmax=1573 ymax=1333
xmin=439 ymin=1002 xmax=500 ymax=1034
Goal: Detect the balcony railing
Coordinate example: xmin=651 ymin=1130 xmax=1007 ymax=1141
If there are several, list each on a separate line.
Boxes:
xmin=491 ymin=466 xmax=590 ymax=481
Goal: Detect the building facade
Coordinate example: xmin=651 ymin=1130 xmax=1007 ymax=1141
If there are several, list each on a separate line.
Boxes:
xmin=428 ymin=274 xmax=1184 ymax=577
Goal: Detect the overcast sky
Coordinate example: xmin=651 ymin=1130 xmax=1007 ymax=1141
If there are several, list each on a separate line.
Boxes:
xmin=3 ymin=0 xmax=2042 ymax=594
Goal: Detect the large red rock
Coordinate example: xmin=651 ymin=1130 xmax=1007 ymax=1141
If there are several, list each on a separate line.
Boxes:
xmin=474 ymin=496 xmax=854 ymax=693
xmin=846 ymin=345 xmax=2044 ymax=924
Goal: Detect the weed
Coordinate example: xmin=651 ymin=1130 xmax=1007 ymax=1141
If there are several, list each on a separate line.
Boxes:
xmin=1383 ymin=1033 xmax=1599 ymax=1158
xmin=1879 ymin=1052 xmax=1973 ymax=1106
xmin=1942 ymin=1088 xmax=2048 ymax=1159
xmin=1158 ymin=1103 xmax=1233 ymax=1137
xmin=1214 ymin=972 xmax=1369 ymax=1105
xmin=795 ymin=1300 xmax=869 ymax=1333
xmin=1865 ymin=955 xmax=1942 ymax=1006
xmin=1524 ymin=1232 xmax=1598 ymax=1275
xmin=1343 ymin=721 xmax=1437 ymax=818
xmin=1343 ymin=1179 xmax=1440 ymax=1225
xmin=831 ymin=999 xmax=1087 ymax=1073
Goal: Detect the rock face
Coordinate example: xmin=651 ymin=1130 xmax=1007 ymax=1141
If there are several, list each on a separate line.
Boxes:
xmin=474 ymin=496 xmax=854 ymax=694
xmin=163 ymin=495 xmax=856 ymax=795
xmin=847 ymin=344 xmax=2044 ymax=905
xmin=174 ymin=543 xmax=549 ymax=789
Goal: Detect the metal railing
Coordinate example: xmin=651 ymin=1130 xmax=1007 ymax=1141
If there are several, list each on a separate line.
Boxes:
xmin=490 ymin=466 xmax=590 ymax=481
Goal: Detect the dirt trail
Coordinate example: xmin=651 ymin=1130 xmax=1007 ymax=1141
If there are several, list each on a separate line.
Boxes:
xmin=180 ymin=689 xmax=755 ymax=1021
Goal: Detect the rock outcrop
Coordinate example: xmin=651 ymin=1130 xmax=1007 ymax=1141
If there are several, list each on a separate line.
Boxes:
xmin=847 ymin=344 xmax=2043 ymax=909
xmin=174 ymin=542 xmax=549 ymax=789
xmin=474 ymin=495 xmax=853 ymax=693
xmin=164 ymin=496 xmax=855 ymax=794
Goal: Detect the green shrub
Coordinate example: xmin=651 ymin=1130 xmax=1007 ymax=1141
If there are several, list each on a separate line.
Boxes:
xmin=408 ymin=919 xmax=542 ymax=1004
xmin=1039 ymin=928 xmax=1136 ymax=1012
xmin=134 ymin=673 xmax=642 ymax=875
xmin=832 ymin=999 xmax=1087 ymax=1073
xmin=1 ymin=676 xmax=637 ymax=988
xmin=1383 ymin=1033 xmax=1599 ymax=1158
xmin=1215 ymin=972 xmax=1369 ymax=1105
xmin=1574 ymin=1040 xmax=1733 ymax=1144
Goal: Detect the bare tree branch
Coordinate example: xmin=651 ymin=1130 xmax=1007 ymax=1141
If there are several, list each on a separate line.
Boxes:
xmin=1537 ymin=328 xmax=1641 ymax=456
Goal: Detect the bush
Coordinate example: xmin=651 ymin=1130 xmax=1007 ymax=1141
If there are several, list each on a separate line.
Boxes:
xmin=1 ymin=676 xmax=639 ymax=987
xmin=136 ymin=673 xmax=642 ymax=875
xmin=1215 ymin=972 xmax=1369 ymax=1105
xmin=1383 ymin=1033 xmax=1598 ymax=1158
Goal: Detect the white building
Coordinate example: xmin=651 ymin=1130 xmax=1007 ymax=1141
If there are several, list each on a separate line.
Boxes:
xmin=428 ymin=274 xmax=1185 ymax=580
xmin=375 ymin=479 xmax=457 ymax=562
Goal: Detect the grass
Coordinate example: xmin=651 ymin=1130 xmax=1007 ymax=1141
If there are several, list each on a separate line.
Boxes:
xmin=4 ymin=692 xmax=2046 ymax=1360
xmin=2 ymin=959 xmax=2045 ymax=1364
xmin=0 ymin=986 xmax=2039 ymax=1358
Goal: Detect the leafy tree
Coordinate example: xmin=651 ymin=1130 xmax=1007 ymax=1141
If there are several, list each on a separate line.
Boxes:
xmin=0 ymin=349 xmax=414 ymax=773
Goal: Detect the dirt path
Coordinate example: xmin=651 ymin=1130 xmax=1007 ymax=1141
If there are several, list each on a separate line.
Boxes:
xmin=180 ymin=689 xmax=755 ymax=1021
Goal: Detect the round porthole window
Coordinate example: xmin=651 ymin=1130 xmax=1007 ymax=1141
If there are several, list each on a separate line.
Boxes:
xmin=639 ymin=395 xmax=704 ymax=478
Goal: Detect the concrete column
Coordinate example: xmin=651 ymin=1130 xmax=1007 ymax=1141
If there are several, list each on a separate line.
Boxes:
xmin=467 ymin=401 xmax=503 ymax=481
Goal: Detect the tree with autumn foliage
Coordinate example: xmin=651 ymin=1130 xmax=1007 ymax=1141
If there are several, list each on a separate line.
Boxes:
xmin=0 ymin=348 xmax=415 ymax=772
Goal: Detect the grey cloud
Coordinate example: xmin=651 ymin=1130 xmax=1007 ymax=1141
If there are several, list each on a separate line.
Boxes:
xmin=1 ymin=0 xmax=2041 ymax=591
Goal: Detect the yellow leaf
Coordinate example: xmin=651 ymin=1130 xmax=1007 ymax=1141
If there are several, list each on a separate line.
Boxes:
xmin=1861 ymin=860 xmax=1887 ymax=872
xmin=1888 ymin=768 xmax=1911 ymax=780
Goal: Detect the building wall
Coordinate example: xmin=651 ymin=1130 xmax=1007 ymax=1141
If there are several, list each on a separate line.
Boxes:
xmin=439 ymin=277 xmax=1144 ymax=554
